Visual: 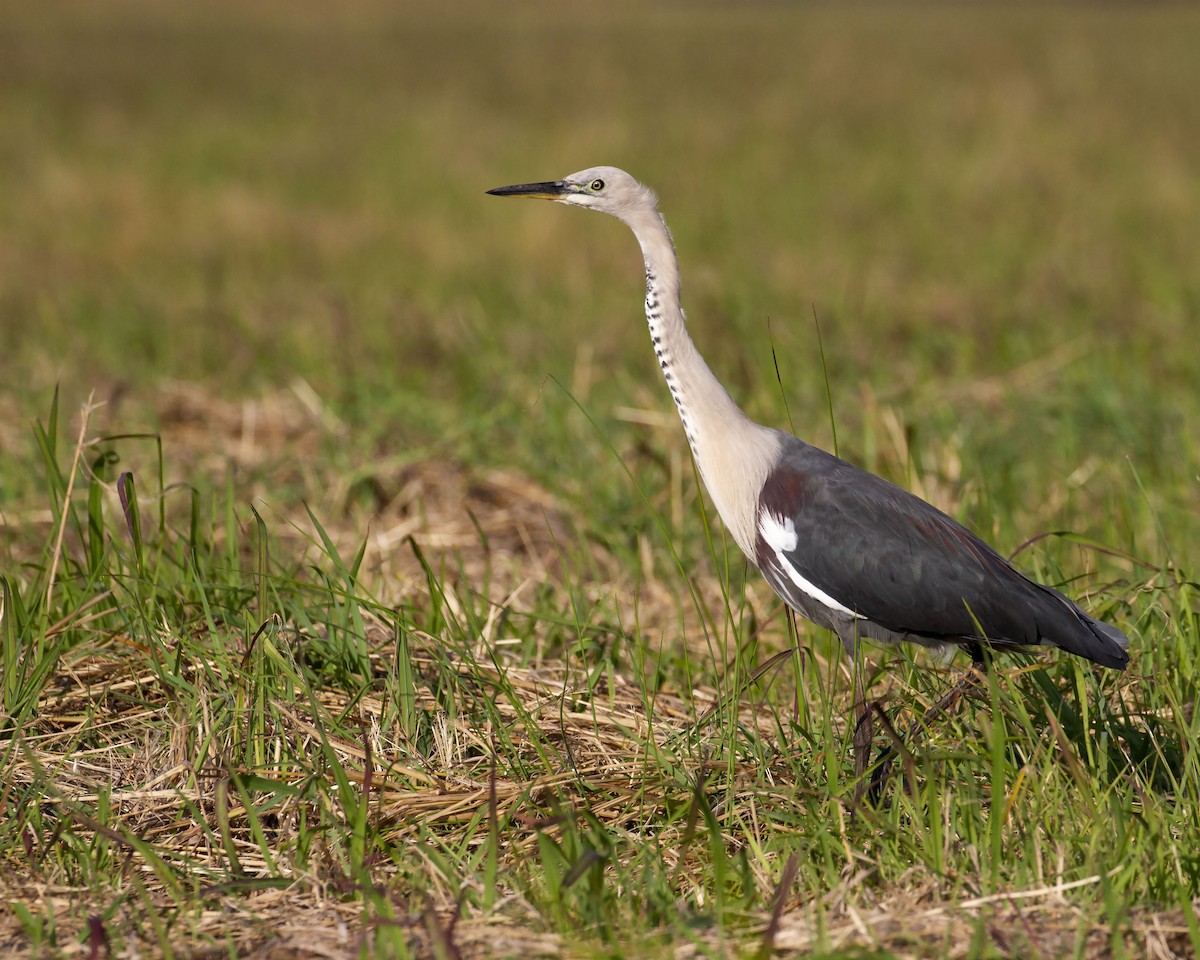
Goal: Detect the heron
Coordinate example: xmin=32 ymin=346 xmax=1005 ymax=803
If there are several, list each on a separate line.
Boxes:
xmin=488 ymin=166 xmax=1130 ymax=785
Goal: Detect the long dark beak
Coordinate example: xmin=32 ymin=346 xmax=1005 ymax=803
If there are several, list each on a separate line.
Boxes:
xmin=486 ymin=180 xmax=573 ymax=200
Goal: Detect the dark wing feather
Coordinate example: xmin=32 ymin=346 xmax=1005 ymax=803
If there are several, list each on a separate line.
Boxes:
xmin=759 ymin=438 xmax=1128 ymax=668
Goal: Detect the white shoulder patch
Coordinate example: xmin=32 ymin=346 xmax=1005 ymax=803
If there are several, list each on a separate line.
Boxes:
xmin=758 ymin=511 xmax=861 ymax=620
xmin=759 ymin=512 xmax=798 ymax=553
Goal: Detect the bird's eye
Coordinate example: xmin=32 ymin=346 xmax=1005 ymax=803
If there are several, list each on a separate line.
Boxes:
xmin=590 ymin=178 xmax=605 ymax=192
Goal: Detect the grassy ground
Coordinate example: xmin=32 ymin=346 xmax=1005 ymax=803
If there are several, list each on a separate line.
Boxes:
xmin=2 ymin=1 xmax=1199 ymax=957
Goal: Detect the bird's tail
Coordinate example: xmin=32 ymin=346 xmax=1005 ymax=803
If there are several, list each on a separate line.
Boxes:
xmin=1080 ymin=612 xmax=1130 ymax=667
xmin=1053 ymin=603 xmax=1130 ymax=670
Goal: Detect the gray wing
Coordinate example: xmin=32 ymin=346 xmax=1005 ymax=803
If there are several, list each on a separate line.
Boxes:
xmin=756 ymin=439 xmax=1129 ymax=668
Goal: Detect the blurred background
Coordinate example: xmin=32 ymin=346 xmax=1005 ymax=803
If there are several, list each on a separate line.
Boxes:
xmin=5 ymin=6 xmax=1199 ymax=950
xmin=2 ymin=0 xmax=1198 ymax=569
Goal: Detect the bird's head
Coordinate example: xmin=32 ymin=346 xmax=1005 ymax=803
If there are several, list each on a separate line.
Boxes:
xmin=487 ymin=166 xmax=658 ymax=226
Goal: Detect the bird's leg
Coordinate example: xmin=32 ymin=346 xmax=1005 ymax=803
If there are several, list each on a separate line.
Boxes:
xmin=848 ymin=635 xmax=887 ymax=806
xmin=868 ymin=644 xmax=990 ymax=800
xmin=915 ymin=644 xmax=989 ymax=727
xmin=852 ymin=652 xmax=873 ymax=782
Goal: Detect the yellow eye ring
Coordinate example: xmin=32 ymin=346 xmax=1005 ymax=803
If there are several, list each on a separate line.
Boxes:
xmin=590 ymin=178 xmax=605 ymax=191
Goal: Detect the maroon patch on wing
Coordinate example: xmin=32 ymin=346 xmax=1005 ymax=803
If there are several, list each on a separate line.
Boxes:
xmin=758 ymin=465 xmax=808 ymax=516
xmin=755 ymin=466 xmax=809 ymax=569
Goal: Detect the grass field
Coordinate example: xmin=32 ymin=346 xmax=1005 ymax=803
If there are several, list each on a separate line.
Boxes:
xmin=2 ymin=1 xmax=1199 ymax=957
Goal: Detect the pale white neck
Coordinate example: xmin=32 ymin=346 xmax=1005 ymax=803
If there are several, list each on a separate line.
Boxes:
xmin=624 ymin=206 xmax=781 ymax=556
